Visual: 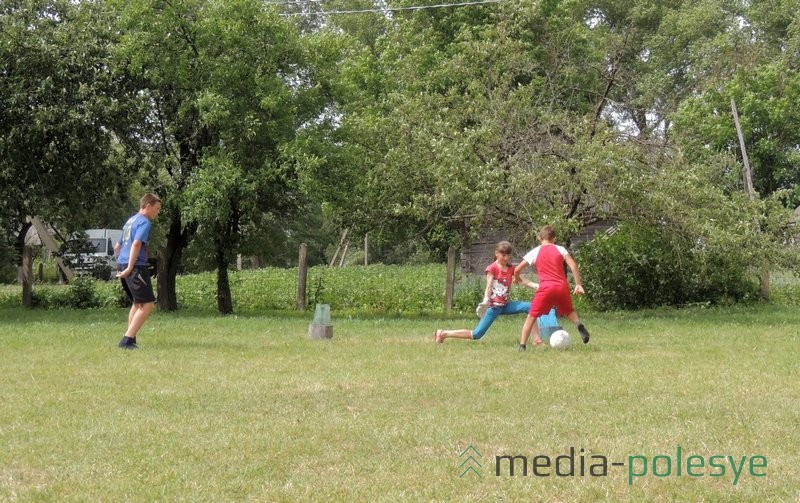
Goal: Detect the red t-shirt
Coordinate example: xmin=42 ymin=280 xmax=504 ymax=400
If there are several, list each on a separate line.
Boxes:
xmin=522 ymin=244 xmax=574 ymax=317
xmin=522 ymin=244 xmax=569 ymax=286
xmin=485 ymin=262 xmax=515 ymax=307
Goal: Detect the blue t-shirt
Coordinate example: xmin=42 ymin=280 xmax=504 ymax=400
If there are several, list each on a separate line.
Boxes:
xmin=117 ymin=213 xmax=152 ymax=266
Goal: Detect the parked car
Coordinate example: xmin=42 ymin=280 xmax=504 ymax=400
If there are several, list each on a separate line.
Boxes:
xmin=61 ymin=229 xmax=122 ymax=280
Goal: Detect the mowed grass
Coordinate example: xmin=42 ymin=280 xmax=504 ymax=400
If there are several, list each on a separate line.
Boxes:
xmin=1 ymin=305 xmax=799 ymax=502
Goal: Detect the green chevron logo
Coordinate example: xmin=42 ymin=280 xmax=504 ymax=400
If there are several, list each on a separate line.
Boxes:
xmin=458 ymin=445 xmax=483 ymax=478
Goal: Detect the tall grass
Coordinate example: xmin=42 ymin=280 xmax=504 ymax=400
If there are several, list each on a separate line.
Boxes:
xmin=1 ymin=304 xmax=798 ymax=501
xmin=7 ymin=262 xmax=785 ymax=314
xmin=0 ymin=264 xmax=521 ymax=314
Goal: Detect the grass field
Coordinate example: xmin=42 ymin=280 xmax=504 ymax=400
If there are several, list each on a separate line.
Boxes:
xmin=1 ymin=304 xmax=799 ymax=502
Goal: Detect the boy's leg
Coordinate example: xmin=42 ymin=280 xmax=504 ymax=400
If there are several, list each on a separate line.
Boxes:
xmin=126 ymin=302 xmax=155 ymax=339
xmin=127 ymin=302 xmax=136 ymax=331
xmin=519 ymin=315 xmax=535 ymax=348
xmin=565 ymin=311 xmax=590 ymax=344
xmin=519 ymin=316 xmax=543 ymax=350
xmin=530 ymin=319 xmax=543 ymax=345
xmin=119 ymin=274 xmax=137 ymax=348
xmin=120 ymin=266 xmax=156 ymax=349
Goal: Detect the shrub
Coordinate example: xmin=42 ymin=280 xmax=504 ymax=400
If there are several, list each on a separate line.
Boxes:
xmin=26 ymin=276 xmax=121 ymax=309
xmin=577 ymin=223 xmax=759 ymax=310
xmin=305 ymin=264 xmax=445 ymax=314
xmin=176 ymin=264 xmax=457 ymax=314
xmin=65 ymin=276 xmax=100 ymax=309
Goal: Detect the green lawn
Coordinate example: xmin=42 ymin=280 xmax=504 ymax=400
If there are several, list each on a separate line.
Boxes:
xmin=1 ymin=305 xmax=798 ymax=502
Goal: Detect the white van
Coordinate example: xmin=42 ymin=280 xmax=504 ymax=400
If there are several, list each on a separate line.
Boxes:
xmin=62 ymin=228 xmax=123 ymax=280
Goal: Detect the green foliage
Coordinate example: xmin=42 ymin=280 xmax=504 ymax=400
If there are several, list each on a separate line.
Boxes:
xmin=64 ymin=276 xmax=98 ymax=309
xmin=5 ymin=261 xmax=800 ymax=313
xmin=311 ymin=264 xmax=446 ymax=314
xmin=0 ymin=239 xmax=16 ymax=284
xmin=176 ymin=264 xmax=522 ymax=314
xmin=0 ymin=1 xmax=134 ymax=240
xmin=578 ymin=223 xmax=759 ymax=310
xmin=108 ymin=0 xmax=344 ymax=312
xmin=30 ymin=276 xmax=99 ymax=309
xmin=9 ymin=277 xmax=125 ymax=310
xmin=29 ymin=284 xmax=70 ymax=309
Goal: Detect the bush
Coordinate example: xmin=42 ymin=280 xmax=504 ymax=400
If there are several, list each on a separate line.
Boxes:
xmin=2 ymin=258 xmax=787 ymax=314
xmin=577 ymin=223 xmax=759 ymax=311
xmin=66 ymin=276 xmax=99 ymax=308
xmin=30 ymin=276 xmax=103 ymax=309
xmin=24 ymin=277 xmax=123 ymax=309
xmin=176 ymin=264 xmax=480 ymax=314
xmin=307 ymin=264 xmax=444 ymax=313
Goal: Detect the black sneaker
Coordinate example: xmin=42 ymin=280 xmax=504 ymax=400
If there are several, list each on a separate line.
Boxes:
xmin=577 ymin=324 xmax=590 ymax=344
xmin=118 ymin=336 xmax=138 ymax=350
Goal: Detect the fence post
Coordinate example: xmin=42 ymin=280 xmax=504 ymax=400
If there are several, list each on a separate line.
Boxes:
xmin=297 ymin=243 xmax=308 ymax=311
xmin=22 ymin=246 xmax=33 ymax=308
xmin=445 ymin=246 xmax=456 ymax=311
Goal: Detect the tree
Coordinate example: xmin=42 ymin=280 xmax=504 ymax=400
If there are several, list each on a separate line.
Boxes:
xmin=672 ymin=0 xmax=800 ymax=207
xmin=1 ymin=0 xmax=135 ymax=294
xmin=111 ymin=0 xmax=341 ymax=313
xmin=325 ymin=0 xmax=778 ymax=252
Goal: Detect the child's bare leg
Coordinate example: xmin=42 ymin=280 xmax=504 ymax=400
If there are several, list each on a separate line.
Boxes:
xmin=520 ymin=316 xmax=535 ymax=346
xmin=434 ymin=329 xmax=473 ymax=343
xmin=530 ymin=320 xmax=543 ymax=345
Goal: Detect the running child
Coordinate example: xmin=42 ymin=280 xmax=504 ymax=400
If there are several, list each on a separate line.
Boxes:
xmin=513 ymin=225 xmax=591 ymax=351
xmin=114 ymin=193 xmax=161 ymax=350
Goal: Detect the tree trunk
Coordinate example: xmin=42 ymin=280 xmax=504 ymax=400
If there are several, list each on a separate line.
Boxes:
xmin=157 ymin=213 xmax=191 ymax=311
xmin=216 ymin=248 xmax=233 ymax=315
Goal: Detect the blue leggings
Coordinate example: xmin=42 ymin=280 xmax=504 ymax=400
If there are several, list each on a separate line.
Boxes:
xmin=472 ymin=300 xmax=531 ymax=339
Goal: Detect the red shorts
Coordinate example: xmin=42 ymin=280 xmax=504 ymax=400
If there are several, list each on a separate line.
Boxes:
xmin=529 ymin=283 xmax=573 ymax=318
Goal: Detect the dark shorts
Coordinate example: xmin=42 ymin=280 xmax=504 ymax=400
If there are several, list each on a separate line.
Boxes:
xmin=119 ymin=265 xmax=156 ymax=304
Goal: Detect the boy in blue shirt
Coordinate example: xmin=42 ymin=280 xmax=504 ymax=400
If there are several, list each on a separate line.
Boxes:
xmin=115 ymin=193 xmax=161 ymax=349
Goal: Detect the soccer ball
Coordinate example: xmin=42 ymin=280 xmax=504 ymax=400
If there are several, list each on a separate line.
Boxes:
xmin=549 ymin=330 xmax=572 ymax=350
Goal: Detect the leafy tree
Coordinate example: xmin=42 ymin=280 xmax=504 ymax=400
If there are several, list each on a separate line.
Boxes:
xmin=672 ymin=0 xmax=800 ymax=206
xmin=320 ymin=0 xmax=791 ymax=305
xmin=1 ymin=1 xmax=134 ymax=280
xmin=111 ymin=0 xmax=341 ymax=313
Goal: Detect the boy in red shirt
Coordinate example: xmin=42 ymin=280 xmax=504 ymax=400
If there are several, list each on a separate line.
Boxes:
xmin=513 ymin=225 xmax=591 ymax=351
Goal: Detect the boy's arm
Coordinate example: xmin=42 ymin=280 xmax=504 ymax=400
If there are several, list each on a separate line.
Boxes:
xmin=565 ymin=255 xmax=585 ymax=295
xmin=116 ymin=240 xmax=142 ymax=278
xmin=513 ymin=260 xmax=528 ymax=284
xmin=513 ymin=260 xmax=538 ymax=289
